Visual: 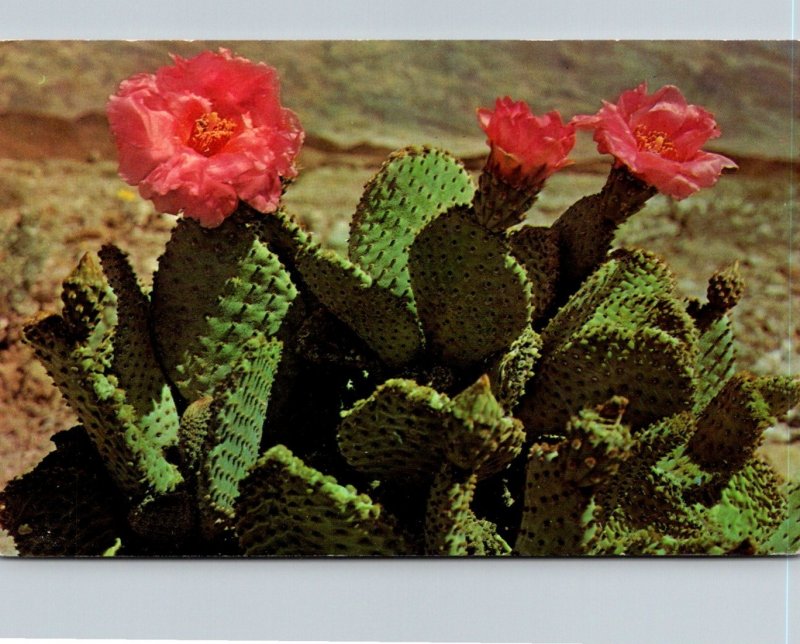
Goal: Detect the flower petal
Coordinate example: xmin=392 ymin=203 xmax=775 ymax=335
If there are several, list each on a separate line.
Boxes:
xmin=478 ymin=97 xmax=575 ymax=188
xmin=575 ymin=83 xmax=734 ymax=198
xmin=106 ymin=49 xmax=304 ymax=227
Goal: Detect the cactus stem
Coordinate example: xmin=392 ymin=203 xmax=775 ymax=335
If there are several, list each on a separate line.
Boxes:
xmin=551 ymin=165 xmax=657 ymax=297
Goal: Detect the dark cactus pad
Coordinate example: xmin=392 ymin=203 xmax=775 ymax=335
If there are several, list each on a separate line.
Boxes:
xmin=236 ymin=445 xmax=410 ymax=556
xmin=409 ymin=207 xmax=532 ymax=366
xmin=0 ymin=427 xmax=124 ymax=556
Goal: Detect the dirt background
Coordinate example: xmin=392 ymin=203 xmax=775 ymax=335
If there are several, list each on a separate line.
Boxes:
xmin=0 ymin=41 xmax=797 ymax=554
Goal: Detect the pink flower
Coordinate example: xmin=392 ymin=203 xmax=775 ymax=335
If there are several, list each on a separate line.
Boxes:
xmin=573 ymin=83 xmax=737 ymax=200
xmin=107 ymin=49 xmax=304 ymax=227
xmin=477 ymin=97 xmax=575 ymax=191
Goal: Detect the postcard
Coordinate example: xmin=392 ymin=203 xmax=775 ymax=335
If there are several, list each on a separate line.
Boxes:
xmin=0 ymin=41 xmax=796 ymax=557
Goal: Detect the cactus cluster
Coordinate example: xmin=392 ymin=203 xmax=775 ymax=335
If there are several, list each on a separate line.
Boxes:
xmin=1 ymin=141 xmax=796 ymax=557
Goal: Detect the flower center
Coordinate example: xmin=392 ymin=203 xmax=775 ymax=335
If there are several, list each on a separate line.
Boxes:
xmin=188 ymin=111 xmax=237 ymax=156
xmin=634 ymin=125 xmax=678 ymax=159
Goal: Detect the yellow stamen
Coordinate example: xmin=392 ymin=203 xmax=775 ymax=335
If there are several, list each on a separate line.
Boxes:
xmin=634 ymin=124 xmax=677 ymax=159
xmin=189 ymin=111 xmax=237 ymax=156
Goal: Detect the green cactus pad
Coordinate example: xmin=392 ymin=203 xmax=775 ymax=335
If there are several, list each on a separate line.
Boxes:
xmin=689 ymin=373 xmax=800 ymax=472
xmin=99 ymin=246 xmax=171 ymax=414
xmin=754 ymin=374 xmax=800 ymax=417
xmin=198 ymin=335 xmax=283 ymax=535
xmin=687 ymin=264 xmax=745 ymax=335
xmin=706 ymin=263 xmax=744 ymax=314
xmin=409 ymin=207 xmax=532 ymax=366
xmin=760 ymin=480 xmax=800 ymax=554
xmin=515 ymin=444 xmax=598 ymax=556
xmin=96 ymin=245 xmax=183 ymax=478
xmin=540 ymin=249 xmax=685 ymax=351
xmin=508 ymin=225 xmax=560 ymax=320
xmin=178 ymin=396 xmax=214 ymax=478
xmin=152 ymin=215 xmax=258 ymax=385
xmin=349 ymin=146 xmax=475 ymax=303
xmin=151 ymin=212 xmax=296 ymax=401
xmin=59 ymin=250 xmax=118 ymax=347
xmin=590 ymin=510 xmax=687 ymax=555
xmin=93 ymin=371 xmax=183 ymax=496
xmin=550 ymin=167 xmax=657 ymax=290
xmin=24 ymin=254 xmax=183 ymax=497
xmin=0 ymin=427 xmax=123 ymax=556
xmin=518 ymin=250 xmax=697 ymax=437
xmin=693 ymin=314 xmax=737 ymax=413
xmin=236 ymin=445 xmax=410 ymax=555
xmin=487 ymin=325 xmax=542 ymax=411
xmin=424 ymin=464 xmax=486 ymax=555
xmin=520 ymin=324 xmax=695 ymax=438
xmin=444 ymin=375 xmax=526 ymax=479
xmin=253 ymin=206 xmax=315 ymax=260
xmin=337 ymin=378 xmax=450 ymax=485
xmin=181 ymin=239 xmax=295 ymax=401
xmin=706 ymin=459 xmax=785 ymax=552
xmin=295 ymin=245 xmax=424 ymax=368
xmin=594 ymin=414 xmax=699 ymax=534
xmin=560 ymin=398 xmax=635 ymax=487
xmin=654 ymin=444 xmax=720 ymax=507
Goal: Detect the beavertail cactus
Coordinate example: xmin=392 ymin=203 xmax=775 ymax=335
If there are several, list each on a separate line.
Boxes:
xmin=1 ymin=53 xmax=795 ymax=557
xmin=23 ymin=249 xmax=183 ymax=499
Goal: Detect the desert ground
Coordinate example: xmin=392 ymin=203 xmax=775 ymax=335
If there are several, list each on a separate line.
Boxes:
xmin=0 ymin=41 xmax=797 ymax=554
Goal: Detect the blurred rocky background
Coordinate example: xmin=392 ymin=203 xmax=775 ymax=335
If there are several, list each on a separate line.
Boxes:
xmin=0 ymin=42 xmax=797 ymax=553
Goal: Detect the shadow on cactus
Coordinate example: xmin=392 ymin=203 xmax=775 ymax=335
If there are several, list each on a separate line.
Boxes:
xmin=1 ymin=50 xmax=797 ymax=557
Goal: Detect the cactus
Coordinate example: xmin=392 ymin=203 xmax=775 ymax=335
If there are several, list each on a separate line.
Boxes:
xmin=2 ymin=78 xmax=797 ymax=557
xmin=22 ymin=249 xmax=183 ymax=499
xmin=349 ymin=146 xmax=475 ymax=303
xmin=409 ymin=207 xmax=532 ymax=366
xmin=0 ymin=426 xmax=124 ymax=556
xmin=236 ymin=445 xmax=410 ymax=556
xmin=516 ymin=249 xmax=698 ymax=439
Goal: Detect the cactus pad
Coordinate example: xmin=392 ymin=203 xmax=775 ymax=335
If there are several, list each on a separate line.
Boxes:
xmin=295 ymin=245 xmax=424 ymax=367
xmin=595 ymin=413 xmax=698 ymax=528
xmin=409 ymin=207 xmax=532 ymax=366
xmin=706 ymin=263 xmax=744 ymax=314
xmin=705 ymin=459 xmax=785 ymax=552
xmin=349 ymin=146 xmax=475 ymax=303
xmin=153 ymin=216 xmax=296 ymax=402
xmin=518 ymin=250 xmax=697 ymax=437
xmin=178 ymin=396 xmax=214 ymax=478
xmin=236 ymin=445 xmax=409 ymax=556
xmin=487 ymin=325 xmax=542 ymax=411
xmin=23 ymin=252 xmax=183 ymax=497
xmin=693 ymin=314 xmax=737 ymax=413
xmin=760 ymin=480 xmax=800 ymax=554
xmin=444 ymin=375 xmax=525 ymax=479
xmin=337 ymin=378 xmax=450 ymax=484
xmin=560 ymin=397 xmax=635 ymax=486
xmin=508 ymin=225 xmax=560 ymax=320
xmin=515 ymin=444 xmax=598 ymax=556
xmin=0 ymin=427 xmax=123 ymax=556
xmin=151 ymin=214 xmax=260 ymax=391
xmin=198 ymin=335 xmax=283 ymax=534
xmin=688 ymin=373 xmax=800 ymax=472
xmin=424 ymin=464 xmax=499 ymax=555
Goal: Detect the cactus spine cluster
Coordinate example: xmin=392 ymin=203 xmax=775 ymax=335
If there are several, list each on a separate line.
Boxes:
xmin=1 ymin=144 xmax=797 ymax=557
